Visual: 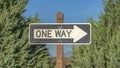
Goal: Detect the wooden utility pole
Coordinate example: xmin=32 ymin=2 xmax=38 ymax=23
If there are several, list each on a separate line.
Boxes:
xmin=56 ymin=12 xmax=64 ymax=68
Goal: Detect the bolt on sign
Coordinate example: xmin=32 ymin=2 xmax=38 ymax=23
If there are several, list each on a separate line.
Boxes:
xmin=29 ymin=23 xmax=91 ymax=44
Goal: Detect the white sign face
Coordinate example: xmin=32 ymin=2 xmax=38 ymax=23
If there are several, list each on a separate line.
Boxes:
xmin=29 ymin=23 xmax=91 ymax=44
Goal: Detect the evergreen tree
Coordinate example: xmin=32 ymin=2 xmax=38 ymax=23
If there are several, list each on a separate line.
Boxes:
xmin=71 ymin=0 xmax=120 ymax=68
xmin=0 ymin=0 xmax=50 ymax=68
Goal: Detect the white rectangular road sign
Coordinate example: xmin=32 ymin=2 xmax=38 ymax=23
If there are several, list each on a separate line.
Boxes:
xmin=29 ymin=23 xmax=91 ymax=44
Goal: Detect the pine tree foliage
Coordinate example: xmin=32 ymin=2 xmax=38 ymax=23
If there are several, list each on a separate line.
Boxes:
xmin=71 ymin=0 xmax=120 ymax=68
xmin=0 ymin=0 xmax=50 ymax=68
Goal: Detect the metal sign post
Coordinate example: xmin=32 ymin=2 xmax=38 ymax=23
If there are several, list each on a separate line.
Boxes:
xmin=29 ymin=12 xmax=91 ymax=68
xmin=56 ymin=12 xmax=64 ymax=68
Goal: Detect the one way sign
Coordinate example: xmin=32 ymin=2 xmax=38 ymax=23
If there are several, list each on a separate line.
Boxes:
xmin=29 ymin=23 xmax=91 ymax=44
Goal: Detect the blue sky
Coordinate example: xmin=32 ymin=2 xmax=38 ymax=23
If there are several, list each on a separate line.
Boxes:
xmin=24 ymin=0 xmax=103 ymax=57
xmin=24 ymin=0 xmax=103 ymax=23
